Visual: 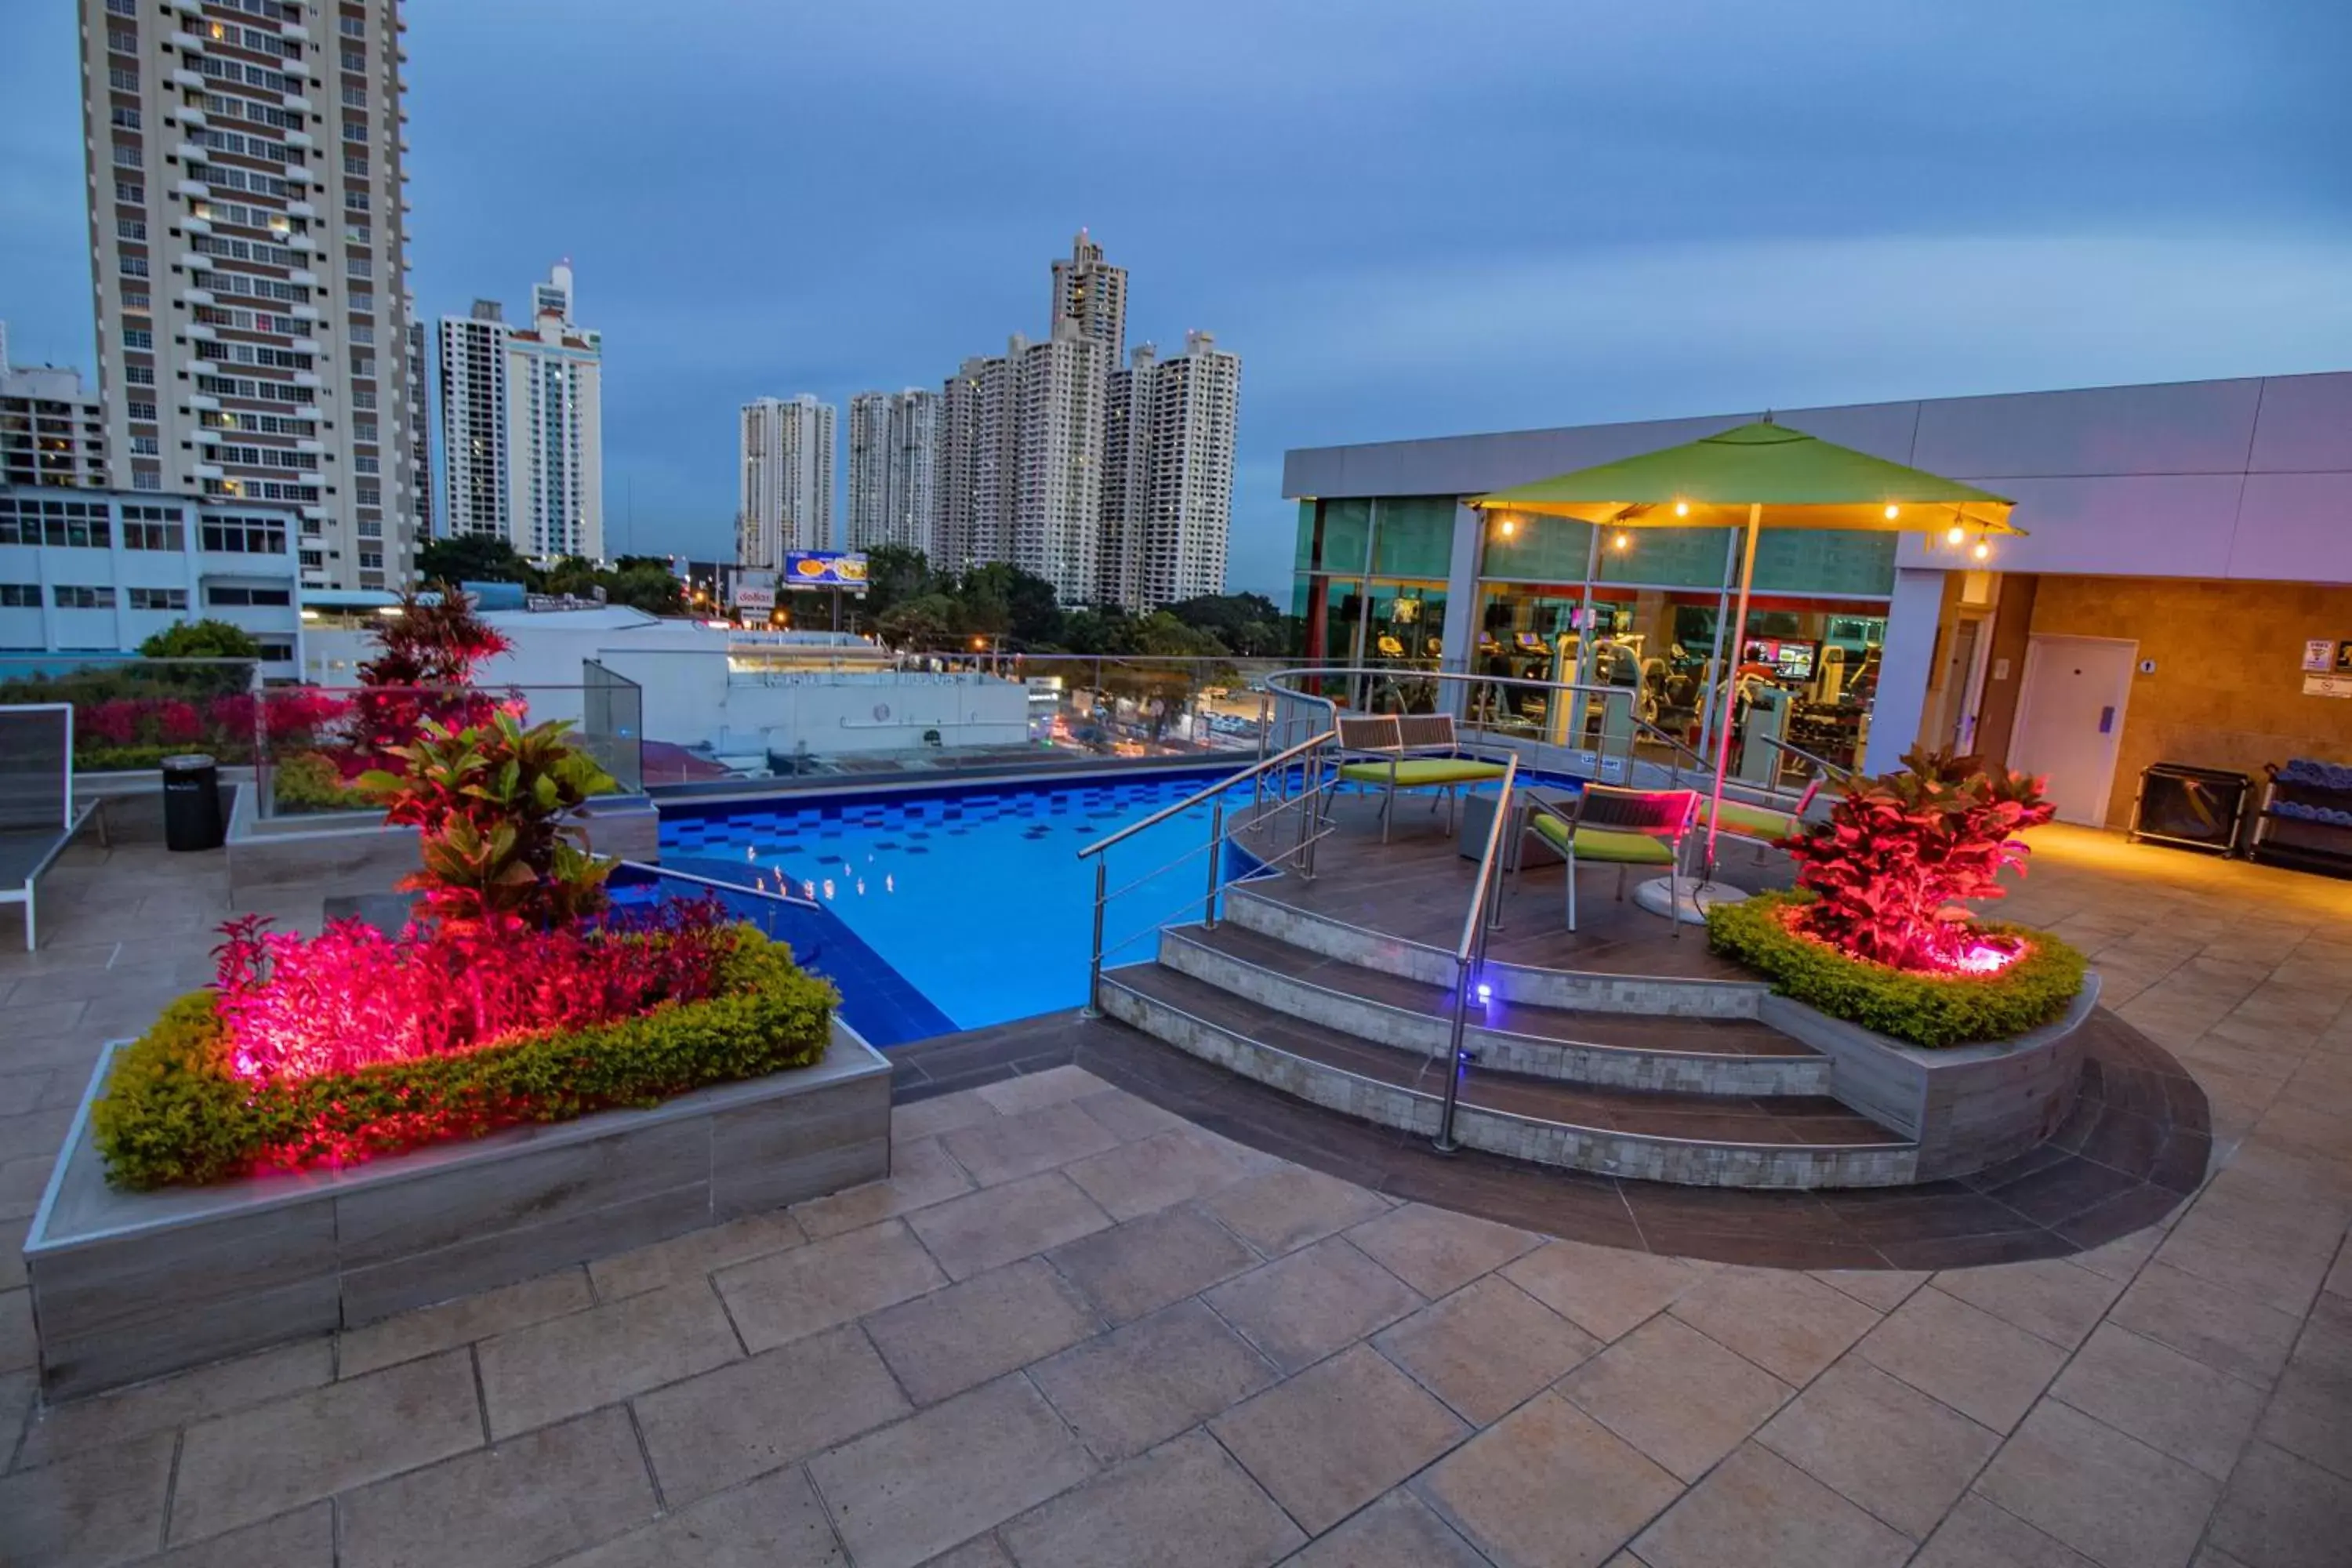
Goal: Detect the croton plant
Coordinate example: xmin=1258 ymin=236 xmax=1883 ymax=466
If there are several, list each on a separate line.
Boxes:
xmin=1780 ymin=746 xmax=2056 ymax=972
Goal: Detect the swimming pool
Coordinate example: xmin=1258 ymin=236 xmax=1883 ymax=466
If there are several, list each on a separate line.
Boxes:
xmin=657 ymin=771 xmax=1279 ymax=1042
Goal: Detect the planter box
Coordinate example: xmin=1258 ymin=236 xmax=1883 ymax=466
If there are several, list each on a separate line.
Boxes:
xmin=1764 ymin=974 xmax=2102 ymax=1182
xmin=225 ymin=782 xmax=661 ymax=901
xmin=20 ymin=1018 xmax=889 ymax=1401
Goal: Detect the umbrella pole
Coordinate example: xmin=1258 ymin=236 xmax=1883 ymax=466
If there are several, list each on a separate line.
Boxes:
xmin=1704 ymin=503 xmax=1762 ymax=877
xmin=1693 ymin=525 xmax=1738 ymax=780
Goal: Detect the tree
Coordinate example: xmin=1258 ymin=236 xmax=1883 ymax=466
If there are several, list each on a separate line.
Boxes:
xmin=1058 ymin=608 xmax=1141 ymax=656
xmin=416 ymin=534 xmax=539 ymax=586
xmin=1164 ymin=593 xmax=1292 ymax=657
xmin=877 ymin=594 xmax=958 ymax=651
xmin=862 ymin=545 xmax=935 ymax=620
xmin=140 ymin=619 xmax=263 ymax=660
xmin=602 ymin=562 xmax=685 ymax=615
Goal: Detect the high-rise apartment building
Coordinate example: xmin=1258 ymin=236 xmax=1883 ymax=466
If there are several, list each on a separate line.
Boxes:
xmin=935 ymin=234 xmax=1235 ymax=609
xmin=1051 ymin=229 xmax=1127 ymax=354
xmin=738 ymin=394 xmax=834 ymax=567
xmin=80 ymin=0 xmax=420 ymax=593
xmin=0 ymin=324 xmax=108 ymax=489
xmin=436 ymin=299 xmax=506 ymax=541
xmin=434 ymin=266 xmax=603 ymax=561
xmin=404 ymin=301 xmax=429 ymax=538
xmin=847 ymin=388 xmax=939 ymax=554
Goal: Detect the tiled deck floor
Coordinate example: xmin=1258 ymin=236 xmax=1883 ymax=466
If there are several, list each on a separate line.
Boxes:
xmin=2 ymin=824 xmax=2350 ymax=1567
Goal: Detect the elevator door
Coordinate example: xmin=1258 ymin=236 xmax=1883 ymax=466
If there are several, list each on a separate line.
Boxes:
xmin=2009 ymin=635 xmax=2137 ymax=826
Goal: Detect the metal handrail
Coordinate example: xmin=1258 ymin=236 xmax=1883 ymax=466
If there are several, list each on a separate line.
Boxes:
xmin=1435 ymin=753 xmax=1517 ymax=1153
xmin=1078 ymin=730 xmax=1334 ymax=861
xmin=1265 ymin=666 xmax=1648 ymax=783
xmin=1756 ymin=732 xmax=1857 ymax=786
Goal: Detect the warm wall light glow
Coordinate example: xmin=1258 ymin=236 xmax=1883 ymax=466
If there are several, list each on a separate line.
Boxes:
xmin=1883 ymin=504 xmax=1900 ymax=520
xmin=1673 ymin=501 xmax=1689 ymax=517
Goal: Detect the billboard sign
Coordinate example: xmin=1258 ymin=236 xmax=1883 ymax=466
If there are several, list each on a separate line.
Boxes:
xmin=731 ymin=568 xmax=777 ymax=612
xmin=784 ymin=551 xmax=870 ymax=592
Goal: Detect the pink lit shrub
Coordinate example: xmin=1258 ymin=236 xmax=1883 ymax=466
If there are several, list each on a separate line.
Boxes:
xmin=211 ymin=898 xmax=737 ymax=1084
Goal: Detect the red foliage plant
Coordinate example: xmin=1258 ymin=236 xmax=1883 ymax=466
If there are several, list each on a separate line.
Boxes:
xmin=1780 ymin=746 xmax=2056 ymax=974
xmin=349 ymin=585 xmax=515 ymax=762
xmin=211 ymin=897 xmax=738 ymax=1084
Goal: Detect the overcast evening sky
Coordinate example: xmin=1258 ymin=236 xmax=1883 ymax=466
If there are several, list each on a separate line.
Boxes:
xmin=4 ymin=1 xmax=2348 ymax=597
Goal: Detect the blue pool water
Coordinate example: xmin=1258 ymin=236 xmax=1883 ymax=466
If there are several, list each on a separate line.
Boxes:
xmin=657 ymin=771 xmax=1278 ymax=1042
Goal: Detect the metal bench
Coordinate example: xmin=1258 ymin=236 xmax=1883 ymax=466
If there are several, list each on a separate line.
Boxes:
xmin=1 ymin=705 xmax=103 ymax=950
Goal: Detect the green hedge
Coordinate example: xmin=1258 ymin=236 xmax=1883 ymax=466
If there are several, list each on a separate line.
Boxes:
xmin=1706 ymin=891 xmax=2086 ymax=1049
xmin=91 ymin=929 xmax=837 ymax=1190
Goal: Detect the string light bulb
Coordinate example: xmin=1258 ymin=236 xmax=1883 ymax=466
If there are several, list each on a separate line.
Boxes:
xmin=1883 ymin=504 xmax=1900 ymax=520
xmin=1972 ymin=539 xmax=1992 ymax=561
xmin=1498 ymin=517 xmax=1516 ymax=537
xmin=1673 ymin=501 xmax=1690 ymax=517
xmin=1611 ymin=531 xmax=1630 ymax=551
xmin=1945 ymin=523 xmax=1966 ymax=546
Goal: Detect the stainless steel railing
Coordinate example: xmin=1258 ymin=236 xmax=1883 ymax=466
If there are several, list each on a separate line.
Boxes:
xmin=1263 ymin=666 xmax=1651 ymax=785
xmin=619 ymin=859 xmax=822 ymax=909
xmin=1433 ymin=753 xmax=1517 ymax=1154
xmin=1078 ymin=729 xmax=1338 ymax=1014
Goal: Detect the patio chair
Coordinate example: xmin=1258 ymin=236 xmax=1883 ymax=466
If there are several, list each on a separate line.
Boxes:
xmin=1524 ymin=784 xmax=1699 ymax=937
xmin=0 ymin=704 xmax=103 ymax=951
xmin=1334 ymin=713 xmax=1510 ymax=843
xmin=1693 ymin=778 xmax=1824 ymax=859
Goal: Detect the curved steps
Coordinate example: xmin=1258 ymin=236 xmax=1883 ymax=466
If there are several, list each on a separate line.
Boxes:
xmin=1101 ymin=961 xmax=1919 ymax=1189
xmin=1158 ymin=923 xmax=1832 ymax=1097
xmin=1221 ymin=884 xmax=1769 ymax=1018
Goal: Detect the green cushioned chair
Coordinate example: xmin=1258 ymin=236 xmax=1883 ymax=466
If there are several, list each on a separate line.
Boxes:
xmin=1523 ymin=784 xmax=1698 ymax=935
xmin=1333 ymin=713 xmax=1509 ymax=842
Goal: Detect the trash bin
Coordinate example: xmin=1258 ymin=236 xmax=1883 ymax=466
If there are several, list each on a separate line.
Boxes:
xmin=162 ymin=753 xmax=225 ymax=852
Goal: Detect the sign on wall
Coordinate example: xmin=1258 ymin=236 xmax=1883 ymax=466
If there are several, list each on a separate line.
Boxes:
xmin=783 ymin=552 xmax=870 ymax=592
xmin=2303 ymin=638 xmax=2336 ymax=673
xmin=732 ymin=568 xmax=777 ymax=612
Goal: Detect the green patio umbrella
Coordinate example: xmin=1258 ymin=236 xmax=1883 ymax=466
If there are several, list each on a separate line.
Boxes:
xmin=1468 ymin=419 xmax=2022 ymax=916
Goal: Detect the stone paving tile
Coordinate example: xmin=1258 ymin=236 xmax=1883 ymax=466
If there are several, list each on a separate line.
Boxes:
xmin=790 ymin=1137 xmax=973 ymax=1240
xmin=0 ymin=1429 xmax=176 ymax=1568
xmin=1045 ymin=1202 xmax=1258 ymax=1324
xmin=1062 ymin=1124 xmax=1274 ymax=1221
xmin=1934 ymin=1258 xmax=2130 ymax=1351
xmin=1854 ymin=1287 xmax=2067 ymax=1436
xmin=1501 ymin=1236 xmax=1706 ymax=1341
xmin=2205 ymin=1440 xmax=2352 ymax=1568
xmin=891 ymin=1087 xmax=1002 ymax=1143
xmin=1342 ymin=1201 xmax=1542 ymax=1299
xmin=938 ymin=1100 xmax=1122 ymax=1188
xmin=1632 ymin=1442 xmax=1913 ymax=1568
xmin=1559 ymin=1313 xmax=1791 ymax=1483
xmin=905 ymin=1168 xmax=1116 ymax=1280
xmin=2255 ymin=1291 xmax=2352 ymax=1479
xmin=1203 ymin=1234 xmax=1425 ymax=1373
xmin=973 ymin=1063 xmax=1109 ymax=1116
xmin=2050 ymin=1323 xmax=2268 ymax=1480
xmin=1811 ymin=1268 xmax=1932 ymax=1312
xmin=14 ymin=1337 xmax=332 ymax=1471
xmin=1911 ymin=1494 xmax=2100 ymax=1568
xmin=1029 ymin=1298 xmax=1279 ymax=1464
xmin=1373 ymin=1275 xmax=1600 ymax=1425
xmin=631 ymin=1322 xmax=910 ymax=1506
xmin=136 ymin=1503 xmax=335 ymax=1568
xmin=1975 ymin=1401 xmax=2220 ymax=1568
xmin=475 ymin=1277 xmax=742 ymax=1438
xmin=1075 ymin=1085 xmax=1192 ymax=1142
xmin=1212 ymin=1343 xmax=1468 ymax=1534
xmin=169 ymin=1350 xmax=483 ymax=1545
xmin=2107 ymin=1260 xmax=2307 ymax=1386
xmin=1284 ymin=1488 xmax=1490 ymax=1568
xmin=337 ymin=1406 xmax=658 ymax=1568
xmin=805 ymin=1372 xmax=1098 ymax=1568
xmin=587 ymin=1210 xmax=805 ymax=1298
xmin=550 ymin=1468 xmax=846 ymax=1566
xmin=1758 ymin=1358 xmax=2002 ymax=1540
xmin=919 ymin=1537 xmax=1015 ymax=1568
xmin=715 ymin=1217 xmax=948 ymax=1350
xmin=2155 ymin=1200 xmax=2341 ymax=1316
xmin=863 ymin=1257 xmax=1099 ymax=1405
xmin=1205 ymin=1163 xmax=1391 ymax=1256
xmin=1415 ymin=1389 xmax=1680 ymax=1568
xmin=999 ymin=1428 xmax=1305 ymax=1568
xmin=1669 ymin=1266 xmax=1883 ymax=1385
xmin=338 ymin=1269 xmax=595 ymax=1378
xmin=0 ymin=1285 xmax=32 ymax=1374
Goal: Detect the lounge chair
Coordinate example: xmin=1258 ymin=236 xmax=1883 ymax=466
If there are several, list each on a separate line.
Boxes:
xmin=1334 ymin=713 xmax=1510 ymax=843
xmin=0 ymin=704 xmax=102 ymax=951
xmin=1524 ymin=785 xmax=1698 ymax=936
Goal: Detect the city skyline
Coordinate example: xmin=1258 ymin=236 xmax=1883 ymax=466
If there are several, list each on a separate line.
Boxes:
xmin=2 ymin=2 xmax=2346 ymax=594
